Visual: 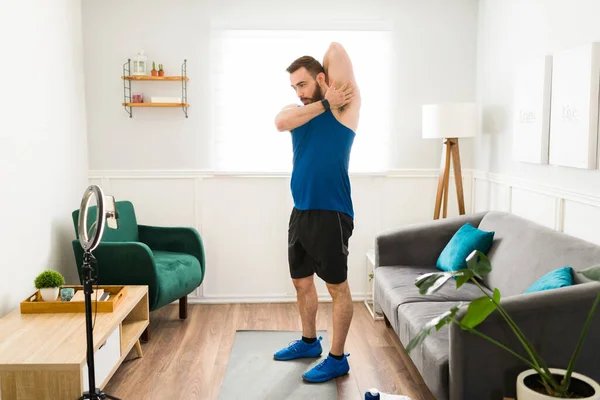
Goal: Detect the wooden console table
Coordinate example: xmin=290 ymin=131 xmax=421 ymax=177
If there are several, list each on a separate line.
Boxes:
xmin=0 ymin=285 xmax=149 ymax=399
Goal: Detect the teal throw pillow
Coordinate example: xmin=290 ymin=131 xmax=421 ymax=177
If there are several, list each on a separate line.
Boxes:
xmin=436 ymin=223 xmax=495 ymax=272
xmin=524 ymin=266 xmax=574 ymax=294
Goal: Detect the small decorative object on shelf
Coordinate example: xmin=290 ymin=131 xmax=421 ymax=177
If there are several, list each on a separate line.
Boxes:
xmin=132 ymin=50 xmax=148 ymax=76
xmin=122 ymin=59 xmax=189 ymax=118
xmin=61 ymin=287 xmax=75 ymax=302
xmin=34 ymin=269 xmax=65 ymax=302
xmin=132 ymin=93 xmax=143 ymax=103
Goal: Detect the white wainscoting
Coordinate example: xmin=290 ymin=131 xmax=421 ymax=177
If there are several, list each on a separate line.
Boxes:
xmin=88 ymin=169 xmax=473 ymax=303
xmin=472 ymin=171 xmax=600 ymax=245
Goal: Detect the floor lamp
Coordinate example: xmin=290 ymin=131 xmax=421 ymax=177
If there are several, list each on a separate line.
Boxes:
xmin=422 ymin=103 xmax=477 ymax=220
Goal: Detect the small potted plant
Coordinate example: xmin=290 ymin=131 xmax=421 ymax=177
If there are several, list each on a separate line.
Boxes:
xmin=151 ymin=61 xmax=157 ymax=77
xmin=34 ymin=270 xmax=65 ymax=302
xmin=158 ymin=64 xmax=164 ymax=77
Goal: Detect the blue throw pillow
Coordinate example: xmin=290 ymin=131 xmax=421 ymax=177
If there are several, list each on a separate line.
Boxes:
xmin=524 ymin=266 xmax=574 ymax=294
xmin=436 ymin=223 xmax=495 ymax=272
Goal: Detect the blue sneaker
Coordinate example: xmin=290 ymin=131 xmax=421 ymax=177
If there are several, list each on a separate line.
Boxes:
xmin=302 ymin=353 xmax=350 ymax=383
xmin=273 ymin=336 xmax=323 ymax=361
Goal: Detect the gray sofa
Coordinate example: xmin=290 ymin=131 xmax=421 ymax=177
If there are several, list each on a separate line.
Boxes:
xmin=373 ymin=211 xmax=600 ymax=400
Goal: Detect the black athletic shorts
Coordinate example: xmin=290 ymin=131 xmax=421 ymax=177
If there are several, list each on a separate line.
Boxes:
xmin=288 ymin=207 xmax=354 ymax=285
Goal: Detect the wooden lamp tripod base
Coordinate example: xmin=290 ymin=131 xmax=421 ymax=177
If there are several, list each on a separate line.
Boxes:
xmin=434 ymin=137 xmax=465 ymax=220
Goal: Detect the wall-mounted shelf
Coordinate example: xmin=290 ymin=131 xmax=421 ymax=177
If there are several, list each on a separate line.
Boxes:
xmin=122 ymin=103 xmax=189 ymax=107
xmin=122 ymin=59 xmax=188 ymax=118
xmin=122 ymin=76 xmax=189 ymax=81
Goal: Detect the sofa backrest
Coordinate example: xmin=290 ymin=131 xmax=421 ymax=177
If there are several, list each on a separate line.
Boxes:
xmin=477 ymin=211 xmax=600 ymax=297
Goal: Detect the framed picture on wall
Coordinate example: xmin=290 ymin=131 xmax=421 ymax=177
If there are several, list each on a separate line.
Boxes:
xmin=512 ymin=55 xmax=552 ymax=164
xmin=548 ymin=42 xmax=600 ymax=170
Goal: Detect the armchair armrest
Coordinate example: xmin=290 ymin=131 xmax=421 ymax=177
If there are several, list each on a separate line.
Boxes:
xmin=71 ymin=240 xmax=158 ymax=292
xmin=138 ymin=225 xmax=205 ymax=277
xmin=448 ymin=281 xmax=600 ymax=400
xmin=375 ymin=212 xmax=488 ymax=268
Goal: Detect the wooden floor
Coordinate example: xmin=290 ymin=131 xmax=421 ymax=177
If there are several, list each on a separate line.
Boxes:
xmin=104 ymin=302 xmax=435 ymax=400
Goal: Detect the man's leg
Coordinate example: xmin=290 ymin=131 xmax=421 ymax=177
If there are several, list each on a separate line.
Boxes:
xmin=273 ymin=209 xmax=323 ymax=361
xmin=301 ymin=210 xmax=354 ymax=383
xmin=293 ymin=275 xmax=318 ymax=340
xmin=326 ymin=279 xmax=353 ymax=357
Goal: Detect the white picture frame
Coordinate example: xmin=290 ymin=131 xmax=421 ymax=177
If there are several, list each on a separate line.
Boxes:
xmin=548 ymin=42 xmax=600 ymax=170
xmin=512 ymin=55 xmax=553 ymax=164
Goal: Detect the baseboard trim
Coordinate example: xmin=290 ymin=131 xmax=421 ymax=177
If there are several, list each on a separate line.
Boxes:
xmin=187 ymin=293 xmax=368 ymax=304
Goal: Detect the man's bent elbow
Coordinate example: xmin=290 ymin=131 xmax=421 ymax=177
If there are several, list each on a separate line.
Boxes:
xmin=274 ymin=118 xmax=288 ymax=132
xmin=328 ymin=42 xmax=344 ymax=54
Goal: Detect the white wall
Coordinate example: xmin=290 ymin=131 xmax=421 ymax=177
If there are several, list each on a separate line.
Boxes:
xmin=0 ymin=1 xmax=89 ymax=318
xmin=473 ymin=0 xmax=600 ymax=245
xmin=473 ymin=171 xmax=600 ymax=245
xmin=82 ymin=0 xmax=480 ymax=301
xmin=475 ymin=0 xmax=600 ymax=196
xmin=89 ymin=170 xmax=473 ymax=302
xmin=82 ymin=0 xmax=478 ymax=171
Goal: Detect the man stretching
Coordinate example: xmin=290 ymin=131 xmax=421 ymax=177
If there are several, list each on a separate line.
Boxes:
xmin=273 ymin=42 xmax=361 ymax=383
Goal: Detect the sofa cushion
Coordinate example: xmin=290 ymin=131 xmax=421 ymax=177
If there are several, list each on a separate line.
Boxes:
xmin=436 ymin=222 xmax=495 ymax=272
xmin=524 ymin=266 xmax=574 ymax=294
xmin=478 ymin=212 xmax=600 ymax=297
xmin=374 ymin=266 xmax=489 ymax=334
xmin=397 ymin=301 xmax=458 ymax=400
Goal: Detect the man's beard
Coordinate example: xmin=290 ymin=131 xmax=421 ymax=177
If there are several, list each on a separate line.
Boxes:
xmin=301 ymin=86 xmax=323 ymax=104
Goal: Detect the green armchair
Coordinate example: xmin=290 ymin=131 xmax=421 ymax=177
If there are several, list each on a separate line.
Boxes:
xmin=71 ymin=200 xmax=205 ymax=340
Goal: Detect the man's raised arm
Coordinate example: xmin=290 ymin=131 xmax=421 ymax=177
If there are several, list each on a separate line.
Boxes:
xmin=323 ymin=43 xmax=361 ymax=109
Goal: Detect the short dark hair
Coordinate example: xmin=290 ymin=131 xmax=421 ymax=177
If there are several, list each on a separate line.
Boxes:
xmin=286 ymin=56 xmax=324 ymax=78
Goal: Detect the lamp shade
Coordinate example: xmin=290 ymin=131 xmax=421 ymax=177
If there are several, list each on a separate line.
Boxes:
xmin=422 ymin=103 xmax=478 ymax=139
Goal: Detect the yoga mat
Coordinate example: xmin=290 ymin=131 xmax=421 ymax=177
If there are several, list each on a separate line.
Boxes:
xmin=218 ymin=330 xmax=338 ymax=400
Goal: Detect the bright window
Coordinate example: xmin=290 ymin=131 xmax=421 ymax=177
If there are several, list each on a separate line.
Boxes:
xmin=210 ymin=29 xmax=393 ymax=173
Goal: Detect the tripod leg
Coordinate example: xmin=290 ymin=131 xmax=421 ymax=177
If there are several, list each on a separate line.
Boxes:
xmin=434 ymin=140 xmax=449 ymax=219
xmin=82 ymin=253 xmax=98 ymax=396
xmin=450 ymin=138 xmax=466 ymax=215
xmin=441 ymin=139 xmax=451 ymax=219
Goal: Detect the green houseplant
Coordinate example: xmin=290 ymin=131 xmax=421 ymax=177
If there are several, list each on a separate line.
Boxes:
xmin=34 ymin=270 xmax=65 ymax=302
xmin=406 ymin=250 xmax=600 ymax=399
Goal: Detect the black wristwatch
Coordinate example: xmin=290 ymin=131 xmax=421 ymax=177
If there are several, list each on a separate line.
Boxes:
xmin=321 ymin=99 xmax=331 ymax=111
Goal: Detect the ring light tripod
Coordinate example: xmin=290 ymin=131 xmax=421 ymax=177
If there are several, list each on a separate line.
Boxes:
xmin=77 ymin=185 xmax=120 ymax=400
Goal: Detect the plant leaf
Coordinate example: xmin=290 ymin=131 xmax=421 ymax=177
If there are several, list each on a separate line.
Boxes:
xmin=415 ymin=272 xmax=454 ymax=295
xmin=466 ymin=250 xmax=492 ymax=277
xmin=456 ymin=269 xmax=475 ymax=288
xmin=577 ymin=265 xmax=600 ymax=282
xmin=460 ymin=288 xmax=501 ymax=329
xmin=493 ymin=288 xmax=500 ymax=302
xmin=405 ymin=303 xmax=463 ymax=354
xmin=416 ymin=270 xmax=473 ymax=295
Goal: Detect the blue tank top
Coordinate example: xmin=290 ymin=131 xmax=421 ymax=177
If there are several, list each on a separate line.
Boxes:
xmin=290 ymin=109 xmax=355 ymax=218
